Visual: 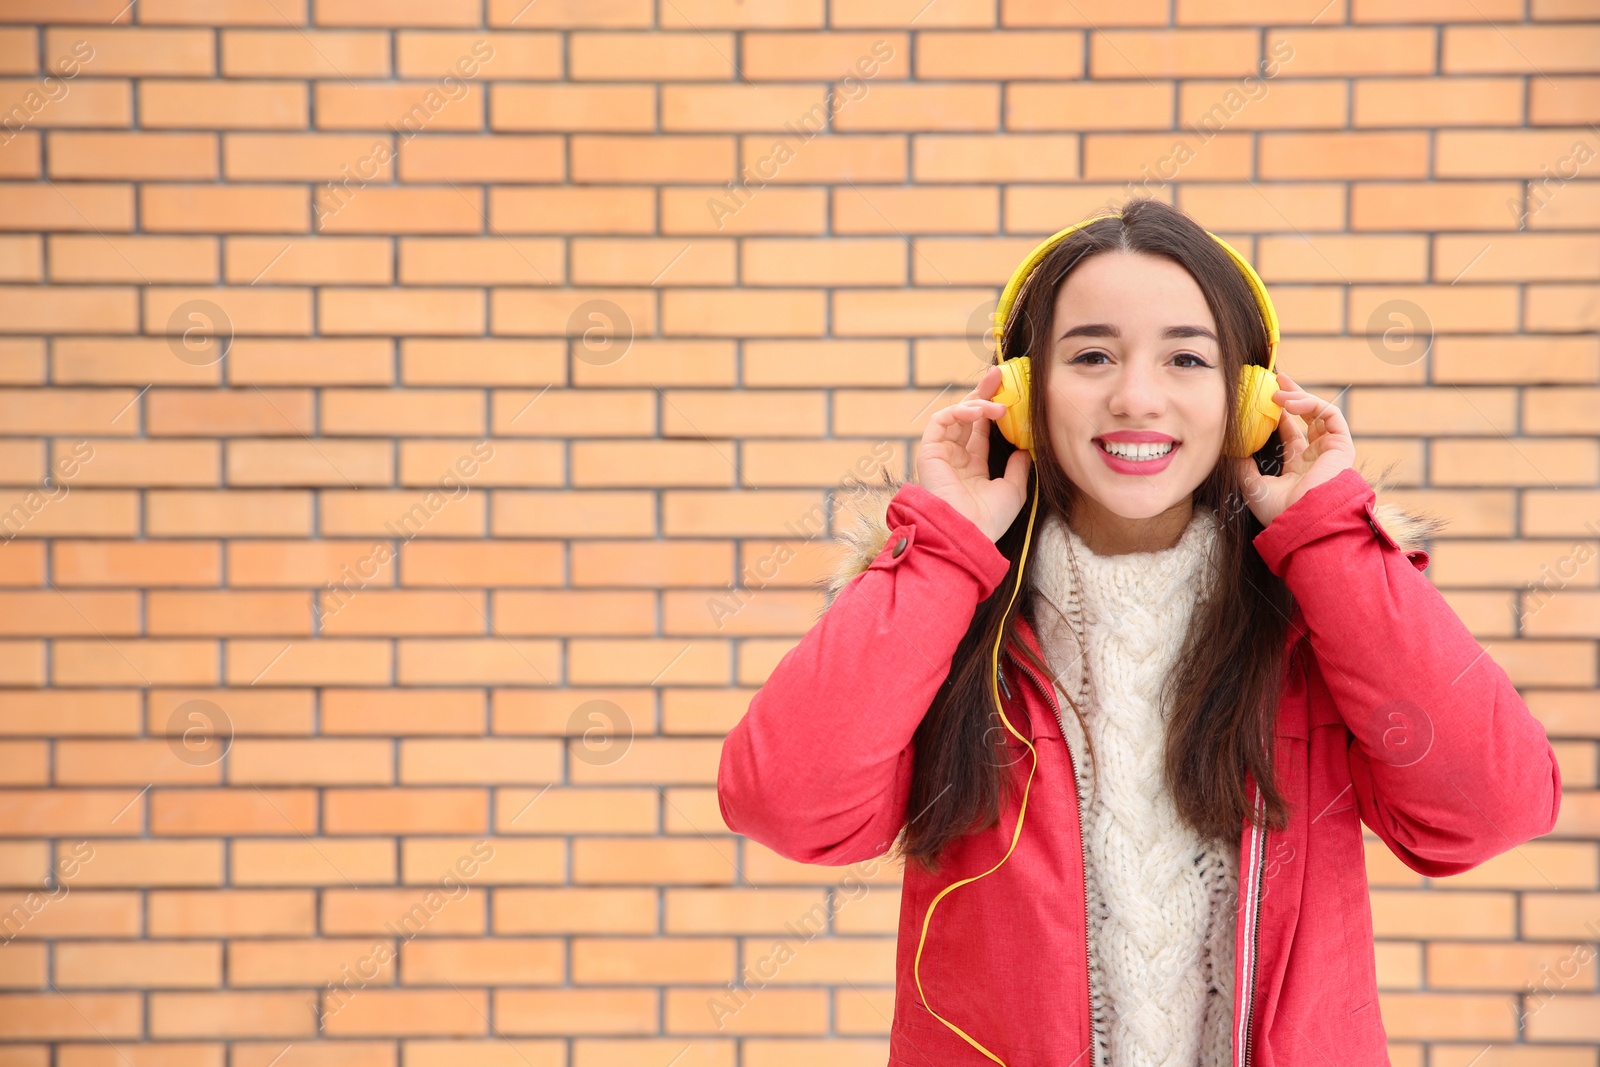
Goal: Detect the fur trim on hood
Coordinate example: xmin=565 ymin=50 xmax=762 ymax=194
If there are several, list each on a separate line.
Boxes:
xmin=820 ymin=459 xmax=1448 ymax=608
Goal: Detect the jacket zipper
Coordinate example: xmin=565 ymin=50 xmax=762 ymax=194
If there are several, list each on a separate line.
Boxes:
xmin=1007 ymin=657 xmax=1265 ymax=1067
xmin=1239 ymin=785 xmax=1266 ymax=1067
xmin=1006 ymin=655 xmax=1098 ymax=1067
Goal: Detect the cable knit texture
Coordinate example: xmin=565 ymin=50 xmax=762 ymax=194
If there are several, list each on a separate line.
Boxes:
xmin=1028 ymin=503 xmax=1240 ymax=1067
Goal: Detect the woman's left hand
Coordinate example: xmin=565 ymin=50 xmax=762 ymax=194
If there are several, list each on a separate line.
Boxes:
xmin=1233 ymin=371 xmax=1357 ymax=528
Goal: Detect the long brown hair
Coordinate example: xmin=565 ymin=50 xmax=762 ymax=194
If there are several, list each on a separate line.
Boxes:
xmin=893 ymin=197 xmax=1295 ymax=876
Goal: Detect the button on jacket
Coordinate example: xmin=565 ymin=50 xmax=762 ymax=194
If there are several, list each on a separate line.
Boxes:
xmin=717 ymin=465 xmax=1562 ymax=1067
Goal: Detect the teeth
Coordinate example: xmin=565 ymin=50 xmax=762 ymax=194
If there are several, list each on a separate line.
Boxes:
xmin=1100 ymin=439 xmax=1174 ymax=460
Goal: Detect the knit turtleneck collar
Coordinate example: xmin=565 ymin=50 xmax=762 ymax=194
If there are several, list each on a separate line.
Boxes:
xmin=1027 ymin=502 xmax=1222 ymax=716
xmin=1031 ymin=503 xmax=1221 ymax=631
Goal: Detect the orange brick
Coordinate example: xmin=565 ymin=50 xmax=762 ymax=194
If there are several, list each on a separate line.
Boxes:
xmin=571 ymin=134 xmax=735 ymax=183
xmin=0 ymin=130 xmax=39 ymax=177
xmin=0 ymin=28 xmax=33 ymax=74
xmin=141 ymin=185 xmax=309 ymax=234
xmin=225 ymin=440 xmax=393 ymax=487
xmin=151 ymin=790 xmax=316 ymax=838
xmin=490 ymin=186 xmax=654 ymax=234
xmin=317 ymin=186 xmax=483 ymax=234
xmin=323 ymin=788 xmax=486 ymax=834
xmin=53 ymin=540 xmax=221 ymax=586
xmin=225 ymin=639 xmax=392 ymax=686
xmin=572 ymin=940 xmax=732 ymax=979
xmin=315 ymin=82 xmax=485 ymax=133
xmin=316 ymin=585 xmax=480 ymax=633
xmin=396 ymin=133 xmax=564 ymax=182
xmin=225 ymin=236 xmax=391 ymax=285
xmin=314 ymin=0 xmax=480 ymax=26
xmin=140 ymin=80 xmax=308 ymax=129
xmin=0 ymin=77 xmax=131 ymax=128
xmin=1009 ymin=82 xmax=1173 ymax=131
xmin=147 ymin=591 xmax=313 ymax=637
xmin=0 ymin=993 xmax=141 ymax=1040
xmin=396 ymin=540 xmax=564 ymax=587
xmin=0 ymin=232 xmax=38 ymax=279
xmin=226 ymin=539 xmax=396 ymax=588
xmin=46 ymin=27 xmax=213 ymax=76
xmin=0 ymin=184 xmax=133 ymax=232
xmin=146 ymin=491 xmax=313 ymax=537
xmin=396 ymin=31 xmax=558 ymax=79
xmin=0 ymin=690 xmax=138 ymax=737
xmin=147 ymin=890 xmax=314 ymax=937
xmin=227 ymin=937 xmax=395 ymax=986
xmin=53 ymin=640 xmax=218 ymax=686
xmin=0 ymin=591 xmax=138 ymax=636
xmin=1354 ymin=76 xmax=1523 ymax=127
xmin=147 ymin=990 xmax=316 ymax=1038
xmin=321 ymin=688 xmax=484 ymax=736
xmin=53 ymin=338 xmax=218 ymax=386
xmin=397 ymin=738 xmax=562 ymax=784
xmin=225 ymin=339 xmax=394 ymax=386
xmin=223 ymin=133 xmax=396 ymax=182
xmin=491 ymin=84 xmax=655 ymax=132
xmin=484 ymin=0 xmax=652 ymax=26
xmin=146 ymin=389 xmax=315 ymax=436
xmin=49 ymin=439 xmax=218 ymax=486
xmin=570 ymin=31 xmax=734 ymax=80
xmin=144 ymin=285 xmax=313 ymax=336
xmin=317 ymin=490 xmax=487 ymax=540
xmin=320 ymin=987 xmax=488 ymax=1038
xmin=220 ymin=29 xmax=390 ymax=77
xmin=494 ymin=988 xmax=659 ymax=1034
xmin=400 ymin=339 xmax=565 ymax=386
xmin=0 ymin=790 xmax=143 ymax=836
xmin=48 ymin=132 xmax=217 ymax=179
xmin=397 ymin=237 xmax=563 ymax=286
xmin=64 ymin=840 xmax=224 ymax=887
xmin=319 ymin=288 xmax=485 ymax=335
xmin=48 ymin=235 xmax=217 ymax=283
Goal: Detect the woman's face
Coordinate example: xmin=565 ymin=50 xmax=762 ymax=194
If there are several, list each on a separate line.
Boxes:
xmin=1044 ymin=250 xmax=1228 ymax=522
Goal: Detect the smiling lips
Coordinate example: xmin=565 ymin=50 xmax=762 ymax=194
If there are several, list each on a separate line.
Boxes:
xmin=1094 ymin=433 xmax=1180 ymax=473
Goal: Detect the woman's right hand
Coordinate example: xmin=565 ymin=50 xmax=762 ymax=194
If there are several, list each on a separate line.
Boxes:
xmin=915 ymin=364 xmax=1033 ymax=543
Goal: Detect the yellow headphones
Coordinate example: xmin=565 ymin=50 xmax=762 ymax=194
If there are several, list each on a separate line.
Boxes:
xmin=911 ymin=212 xmax=1284 ymax=1065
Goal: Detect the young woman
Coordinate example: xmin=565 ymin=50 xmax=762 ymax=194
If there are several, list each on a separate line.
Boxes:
xmin=717 ymin=199 xmax=1561 ymax=1067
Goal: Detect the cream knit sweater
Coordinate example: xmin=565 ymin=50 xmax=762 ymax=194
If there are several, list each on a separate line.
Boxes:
xmin=1028 ymin=503 xmax=1239 ymax=1067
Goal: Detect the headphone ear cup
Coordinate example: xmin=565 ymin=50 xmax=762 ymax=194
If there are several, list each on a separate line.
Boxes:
xmin=1230 ymin=364 xmax=1282 ymax=457
xmin=993 ymin=357 xmax=1033 ymax=454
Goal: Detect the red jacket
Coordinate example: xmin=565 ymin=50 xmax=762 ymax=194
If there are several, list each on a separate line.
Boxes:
xmin=718 ymin=465 xmax=1561 ymax=1066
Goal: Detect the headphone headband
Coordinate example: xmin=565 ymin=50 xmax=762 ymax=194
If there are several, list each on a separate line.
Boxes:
xmin=991 ymin=212 xmax=1280 ymax=371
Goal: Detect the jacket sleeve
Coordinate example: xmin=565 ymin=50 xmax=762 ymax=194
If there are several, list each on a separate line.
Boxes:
xmin=717 ymin=481 xmax=1014 ymax=866
xmin=1254 ymin=466 xmax=1562 ymax=878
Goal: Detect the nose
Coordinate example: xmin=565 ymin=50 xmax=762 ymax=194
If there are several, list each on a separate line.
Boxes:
xmin=1107 ymin=353 xmax=1165 ymax=422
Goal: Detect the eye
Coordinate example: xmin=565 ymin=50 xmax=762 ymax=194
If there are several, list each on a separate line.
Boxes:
xmin=1173 ymin=352 xmax=1214 ymax=368
xmin=1067 ymin=350 xmax=1110 ymax=365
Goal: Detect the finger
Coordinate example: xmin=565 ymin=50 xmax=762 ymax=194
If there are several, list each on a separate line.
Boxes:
xmin=1278 ymin=394 xmax=1349 ymax=444
xmin=965 ymin=365 xmax=1002 ymax=402
xmin=1004 ymin=445 xmax=1031 ymax=492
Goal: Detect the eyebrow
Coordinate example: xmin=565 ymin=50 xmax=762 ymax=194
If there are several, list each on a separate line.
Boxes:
xmin=1058 ymin=323 xmax=1219 ymax=343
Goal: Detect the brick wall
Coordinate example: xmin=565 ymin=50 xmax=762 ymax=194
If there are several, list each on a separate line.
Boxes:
xmin=0 ymin=0 xmax=1596 ymax=1063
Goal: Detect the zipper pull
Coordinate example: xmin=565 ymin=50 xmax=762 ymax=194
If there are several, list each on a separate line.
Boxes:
xmin=997 ymin=666 xmax=1012 ymax=700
